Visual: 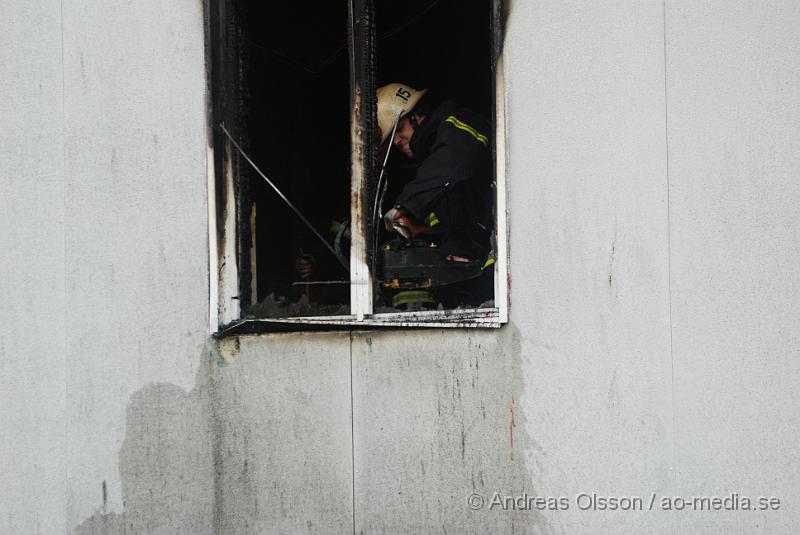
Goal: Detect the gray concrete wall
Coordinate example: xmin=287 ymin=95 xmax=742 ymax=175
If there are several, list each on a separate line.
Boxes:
xmin=499 ymin=1 xmax=799 ymax=532
xmin=2 ymin=0 xmax=212 ymax=533
xmin=1 ymin=2 xmax=67 ymax=533
xmin=2 ymin=1 xmax=799 ymax=534
xmin=665 ymin=3 xmax=800 ymax=533
xmin=504 ymin=2 xmax=674 ymax=532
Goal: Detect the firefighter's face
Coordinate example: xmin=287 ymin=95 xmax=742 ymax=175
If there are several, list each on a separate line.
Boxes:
xmin=393 ymin=113 xmax=419 ymax=159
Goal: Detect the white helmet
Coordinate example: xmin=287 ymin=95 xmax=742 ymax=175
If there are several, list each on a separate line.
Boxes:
xmin=376 ymin=83 xmax=428 ymax=145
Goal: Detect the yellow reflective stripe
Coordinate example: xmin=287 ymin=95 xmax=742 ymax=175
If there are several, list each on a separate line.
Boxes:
xmin=425 ymin=211 xmax=440 ymax=227
xmin=481 ymin=257 xmax=495 ymax=270
xmin=393 ymin=290 xmax=434 ymax=307
xmin=444 ymin=115 xmax=489 ymax=146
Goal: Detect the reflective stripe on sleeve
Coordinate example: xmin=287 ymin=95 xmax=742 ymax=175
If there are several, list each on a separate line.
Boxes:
xmin=444 ymin=115 xmax=489 ymax=146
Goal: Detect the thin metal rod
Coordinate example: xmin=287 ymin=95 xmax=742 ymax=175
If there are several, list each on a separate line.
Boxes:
xmin=372 ymin=113 xmax=401 ymax=227
xmin=219 ymin=124 xmax=348 ymax=272
xmin=370 ymin=113 xmax=402 ymax=277
xmin=291 ymin=281 xmax=351 ymax=286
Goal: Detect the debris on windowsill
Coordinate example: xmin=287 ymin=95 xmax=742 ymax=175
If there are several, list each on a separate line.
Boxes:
xmin=247 ymin=293 xmax=349 ymax=319
xmin=247 ymin=294 xmax=496 ymax=319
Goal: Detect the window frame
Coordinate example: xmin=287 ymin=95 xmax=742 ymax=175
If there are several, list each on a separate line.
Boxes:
xmin=206 ymin=0 xmax=508 ymax=335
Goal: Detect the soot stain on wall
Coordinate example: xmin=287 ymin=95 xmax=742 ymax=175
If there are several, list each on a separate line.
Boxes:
xmin=73 ymin=343 xmax=220 ymax=535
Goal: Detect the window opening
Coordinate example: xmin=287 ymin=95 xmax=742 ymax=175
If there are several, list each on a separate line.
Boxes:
xmin=371 ymin=0 xmax=496 ymax=313
xmin=209 ymin=0 xmax=506 ymax=331
xmin=238 ymin=0 xmax=353 ymax=319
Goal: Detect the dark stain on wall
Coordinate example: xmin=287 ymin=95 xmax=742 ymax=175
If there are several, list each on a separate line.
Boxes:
xmin=74 ymin=344 xmax=220 ymax=535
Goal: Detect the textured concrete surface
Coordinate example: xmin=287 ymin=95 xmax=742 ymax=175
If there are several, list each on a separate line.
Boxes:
xmin=2 ymin=0 xmax=800 ymax=534
xmin=666 ymin=3 xmax=800 ymax=533
xmin=504 ymin=1 xmax=675 ymax=533
xmin=73 ymin=349 xmax=215 ymax=535
xmin=2 ymin=0 xmax=210 ymax=533
xmin=351 ymin=327 xmax=550 ymax=534
xmin=60 ymin=0 xmax=210 ymax=530
xmin=212 ymin=334 xmax=354 ymax=534
xmin=504 ymin=1 xmax=800 ymax=533
xmin=0 ymin=2 xmax=67 ymax=534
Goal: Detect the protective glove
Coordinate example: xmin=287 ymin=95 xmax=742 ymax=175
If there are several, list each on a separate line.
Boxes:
xmin=383 ymin=207 xmax=412 ymax=239
xmin=384 ymin=207 xmax=435 ymax=239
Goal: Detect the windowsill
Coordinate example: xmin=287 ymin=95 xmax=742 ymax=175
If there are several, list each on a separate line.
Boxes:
xmin=215 ymin=307 xmax=504 ymax=336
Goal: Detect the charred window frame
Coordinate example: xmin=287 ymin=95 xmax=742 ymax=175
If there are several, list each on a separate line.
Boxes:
xmin=206 ymin=0 xmax=508 ymax=334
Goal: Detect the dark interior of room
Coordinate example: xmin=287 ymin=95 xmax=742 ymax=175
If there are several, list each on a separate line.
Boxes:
xmin=240 ymin=0 xmax=492 ymax=316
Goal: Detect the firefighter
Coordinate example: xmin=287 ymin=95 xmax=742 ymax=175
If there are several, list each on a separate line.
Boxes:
xmin=377 ymin=83 xmax=492 ymax=262
xmin=294 ymin=83 xmax=494 ymax=307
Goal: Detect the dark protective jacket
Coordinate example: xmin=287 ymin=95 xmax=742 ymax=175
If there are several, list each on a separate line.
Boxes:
xmin=394 ymin=100 xmax=492 ymax=257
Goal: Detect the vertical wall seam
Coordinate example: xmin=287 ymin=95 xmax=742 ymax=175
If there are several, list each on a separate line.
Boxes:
xmin=60 ymin=0 xmax=69 ymax=526
xmin=662 ymin=0 xmax=677 ymax=499
xmin=349 ymin=330 xmax=356 ymax=535
xmin=209 ymin=344 xmax=224 ymax=535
